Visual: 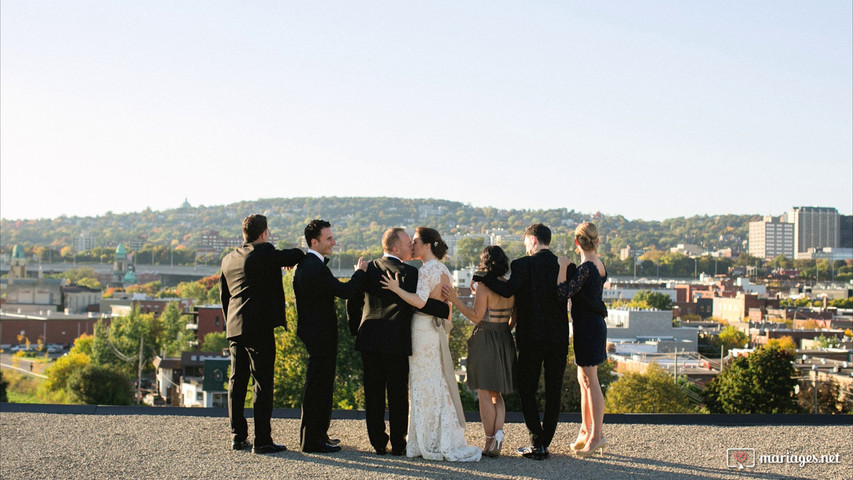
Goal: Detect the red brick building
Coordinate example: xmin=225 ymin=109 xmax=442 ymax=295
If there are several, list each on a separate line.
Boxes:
xmin=188 ymin=305 xmax=226 ymax=348
xmin=0 ymin=311 xmax=109 ymax=346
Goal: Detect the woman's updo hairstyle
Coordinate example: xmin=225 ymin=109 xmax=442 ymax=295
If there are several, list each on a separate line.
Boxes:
xmin=575 ymin=222 xmax=599 ymax=252
xmin=415 ymin=226 xmax=449 ymax=260
xmin=478 ymin=245 xmax=510 ymax=277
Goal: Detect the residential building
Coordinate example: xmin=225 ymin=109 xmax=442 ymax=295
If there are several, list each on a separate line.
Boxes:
xmin=153 ymin=351 xmax=229 ymax=407
xmin=187 ymin=305 xmax=226 ymax=348
xmin=712 ymin=293 xmax=770 ymax=324
xmin=620 ymin=245 xmax=644 ymax=261
xmin=670 ymin=243 xmax=704 ymax=257
xmin=748 ymin=216 xmax=794 ymax=259
xmin=62 ymin=286 xmax=102 ymax=314
xmin=605 ymin=308 xmax=698 ymax=353
xmin=197 ymin=230 xmax=243 ymax=255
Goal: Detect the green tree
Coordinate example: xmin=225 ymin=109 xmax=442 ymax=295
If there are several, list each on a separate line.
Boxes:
xmin=92 ymin=309 xmax=160 ymax=376
xmin=605 ymin=363 xmax=695 ymax=413
xmin=0 ymin=371 xmax=8 ymax=403
xmin=67 ymin=364 xmax=134 ymax=405
xmin=159 ymin=302 xmax=194 ymax=356
xmin=797 ymin=377 xmax=849 ymax=414
xmin=631 ymin=290 xmax=673 ymax=310
xmin=201 ymin=331 xmax=229 ymax=353
xmin=716 ymin=326 xmax=748 ymax=354
xmin=455 ymin=237 xmax=485 ymax=269
xmin=704 ymin=344 xmax=799 ymax=414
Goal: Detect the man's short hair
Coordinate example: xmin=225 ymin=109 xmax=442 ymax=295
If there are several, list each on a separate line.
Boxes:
xmin=305 ymin=219 xmax=331 ymax=247
xmin=382 ymin=227 xmax=406 ymax=253
xmin=242 ymin=214 xmax=268 ymax=243
xmin=523 ymin=223 xmax=551 ymax=246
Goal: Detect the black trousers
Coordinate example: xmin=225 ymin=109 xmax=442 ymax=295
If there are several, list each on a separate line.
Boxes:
xmin=361 ymin=351 xmax=409 ymax=452
xmin=299 ymin=346 xmax=337 ymax=451
xmin=516 ymin=342 xmax=568 ymax=448
xmin=228 ymin=332 xmax=276 ymax=446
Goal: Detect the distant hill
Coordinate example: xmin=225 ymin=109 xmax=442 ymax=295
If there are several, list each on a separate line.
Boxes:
xmin=0 ymin=197 xmax=759 ymax=256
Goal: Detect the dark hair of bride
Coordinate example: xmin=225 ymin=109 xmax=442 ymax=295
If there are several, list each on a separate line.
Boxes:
xmin=478 ymin=246 xmax=509 ymax=277
xmin=415 ymin=226 xmax=448 ymax=260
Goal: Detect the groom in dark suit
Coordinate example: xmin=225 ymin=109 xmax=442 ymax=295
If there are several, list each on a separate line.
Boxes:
xmin=293 ymin=219 xmax=368 ymax=453
xmin=220 ymin=214 xmax=305 ymax=454
xmin=346 ymin=227 xmax=450 ymax=456
xmin=475 ymin=223 xmax=575 ymax=460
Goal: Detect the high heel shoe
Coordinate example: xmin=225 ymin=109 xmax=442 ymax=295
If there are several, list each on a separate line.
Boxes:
xmin=492 ymin=430 xmax=504 ymax=456
xmin=570 ymin=433 xmax=586 ymax=451
xmin=482 ymin=436 xmax=495 ymax=457
xmin=574 ymin=437 xmax=607 ymax=457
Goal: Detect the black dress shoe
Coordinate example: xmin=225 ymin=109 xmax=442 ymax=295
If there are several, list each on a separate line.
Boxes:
xmin=325 ymin=437 xmax=341 ymax=446
xmin=518 ymin=445 xmax=548 ymax=460
xmin=253 ymin=442 xmax=287 ymax=454
xmin=390 ymin=447 xmax=406 ymax=456
xmin=231 ymin=440 xmax=251 ymax=451
xmin=304 ymin=443 xmax=342 ymax=453
xmin=374 ymin=446 xmax=387 ymax=455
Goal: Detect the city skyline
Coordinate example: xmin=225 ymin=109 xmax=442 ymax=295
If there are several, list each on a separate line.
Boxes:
xmin=2 ymin=2 xmax=851 ymax=221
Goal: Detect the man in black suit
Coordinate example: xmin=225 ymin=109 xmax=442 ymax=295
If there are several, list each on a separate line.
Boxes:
xmin=220 ymin=214 xmax=305 ymax=454
xmin=475 ymin=223 xmax=575 ymax=460
xmin=293 ymin=219 xmax=368 ymax=453
xmin=346 ymin=227 xmax=450 ymax=456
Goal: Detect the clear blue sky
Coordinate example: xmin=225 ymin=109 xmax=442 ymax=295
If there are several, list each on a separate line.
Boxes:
xmin=2 ymin=1 xmax=851 ymax=221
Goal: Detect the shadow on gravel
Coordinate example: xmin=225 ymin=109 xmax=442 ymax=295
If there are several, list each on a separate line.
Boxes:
xmin=583 ymin=453 xmax=813 ymax=480
xmin=280 ymin=451 xmax=501 ymax=480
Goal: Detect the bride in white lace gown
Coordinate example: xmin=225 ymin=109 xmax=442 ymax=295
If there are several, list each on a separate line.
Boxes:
xmin=381 ymin=227 xmax=481 ymax=462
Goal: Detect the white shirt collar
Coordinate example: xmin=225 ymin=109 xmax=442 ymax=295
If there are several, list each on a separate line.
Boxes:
xmin=307 ymin=249 xmax=324 ymax=261
xmin=383 ymin=253 xmax=401 ymax=262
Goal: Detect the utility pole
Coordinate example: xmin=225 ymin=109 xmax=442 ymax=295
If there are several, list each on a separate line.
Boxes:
xmin=138 ymin=336 xmax=144 ymax=404
xmin=812 ymin=365 xmax=818 ymax=414
xmin=673 ymin=349 xmax=678 ymax=383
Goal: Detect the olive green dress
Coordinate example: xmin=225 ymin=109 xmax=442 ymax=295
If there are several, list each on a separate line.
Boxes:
xmin=465 ymin=307 xmax=516 ymax=393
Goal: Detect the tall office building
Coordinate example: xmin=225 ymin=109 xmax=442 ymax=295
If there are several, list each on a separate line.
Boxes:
xmin=748 ymin=216 xmax=794 ymax=259
xmin=788 ymin=206 xmax=840 ymax=258
xmin=840 ymin=215 xmax=853 ymax=249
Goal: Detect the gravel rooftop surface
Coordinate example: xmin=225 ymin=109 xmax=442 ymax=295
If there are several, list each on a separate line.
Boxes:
xmin=1 ymin=408 xmax=851 ymax=480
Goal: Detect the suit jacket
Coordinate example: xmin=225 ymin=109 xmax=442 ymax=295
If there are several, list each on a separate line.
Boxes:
xmin=220 ymin=242 xmax=305 ymax=339
xmin=346 ymin=256 xmax=450 ymax=356
xmin=478 ymin=249 xmax=575 ymax=350
xmin=293 ymin=253 xmax=366 ymax=355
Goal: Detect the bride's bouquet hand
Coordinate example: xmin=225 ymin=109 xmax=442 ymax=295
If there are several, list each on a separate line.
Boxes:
xmin=380 ymin=271 xmax=402 ymax=293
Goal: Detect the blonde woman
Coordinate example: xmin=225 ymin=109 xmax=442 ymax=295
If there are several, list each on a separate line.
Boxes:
xmin=557 ymin=222 xmax=608 ymax=457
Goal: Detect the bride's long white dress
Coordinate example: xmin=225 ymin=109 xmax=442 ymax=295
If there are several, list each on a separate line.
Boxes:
xmin=407 ymin=259 xmax=481 ymax=462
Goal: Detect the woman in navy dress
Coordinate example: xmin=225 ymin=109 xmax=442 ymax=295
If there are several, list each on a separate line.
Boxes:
xmin=557 ymin=222 xmax=608 ymax=457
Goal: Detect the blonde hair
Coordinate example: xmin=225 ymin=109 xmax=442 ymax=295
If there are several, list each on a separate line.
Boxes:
xmin=575 ymin=222 xmax=599 ymax=252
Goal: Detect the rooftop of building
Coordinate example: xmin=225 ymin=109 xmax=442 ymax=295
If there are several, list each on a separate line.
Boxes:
xmin=1 ymin=404 xmax=850 ymax=480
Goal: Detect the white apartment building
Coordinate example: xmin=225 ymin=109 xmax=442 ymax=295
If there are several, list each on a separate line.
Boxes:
xmin=748 ymin=216 xmax=794 ymax=259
